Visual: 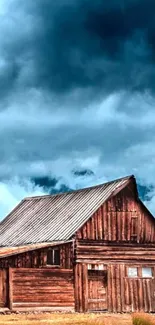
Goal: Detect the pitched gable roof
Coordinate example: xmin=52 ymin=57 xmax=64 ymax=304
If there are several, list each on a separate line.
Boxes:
xmin=0 ymin=175 xmax=134 ymax=246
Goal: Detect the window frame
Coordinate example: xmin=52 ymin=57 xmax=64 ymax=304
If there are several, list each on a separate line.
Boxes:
xmin=46 ymin=247 xmax=60 ymax=266
xmin=126 ymin=266 xmax=153 ymax=279
xmin=127 ymin=267 xmax=138 ymax=278
xmin=142 ymin=267 xmax=153 ymax=278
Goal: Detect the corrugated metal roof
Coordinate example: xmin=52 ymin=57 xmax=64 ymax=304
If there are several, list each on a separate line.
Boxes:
xmin=0 ymin=241 xmax=71 ymax=258
xmin=0 ymin=175 xmax=134 ymax=246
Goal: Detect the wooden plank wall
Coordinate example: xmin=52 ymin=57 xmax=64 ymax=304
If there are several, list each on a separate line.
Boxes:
xmin=74 ymin=241 xmax=155 ymax=312
xmin=74 ymin=263 xmax=88 ymax=312
xmin=88 ymin=269 xmax=107 ymax=311
xmin=0 ymin=269 xmax=8 ymax=307
xmin=76 ymin=184 xmax=155 ymax=243
xmin=108 ymin=264 xmax=155 ymax=312
xmin=0 ymin=243 xmax=73 ymax=269
xmin=74 ymin=262 xmax=155 ymax=313
xmin=75 ymin=240 xmax=155 ymax=263
xmin=10 ymin=268 xmax=74 ymax=310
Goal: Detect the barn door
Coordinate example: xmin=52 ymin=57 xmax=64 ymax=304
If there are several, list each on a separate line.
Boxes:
xmin=88 ymin=270 xmax=107 ymax=311
xmin=0 ymin=269 xmax=8 ymax=307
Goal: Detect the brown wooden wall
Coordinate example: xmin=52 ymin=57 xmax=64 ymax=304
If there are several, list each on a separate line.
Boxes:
xmin=108 ymin=264 xmax=155 ymax=312
xmin=74 ymin=240 xmax=155 ymax=313
xmin=0 ymin=243 xmax=73 ymax=269
xmin=74 ymin=263 xmax=88 ymax=312
xmin=74 ymin=262 xmax=155 ymax=313
xmin=76 ymin=183 xmax=155 ymax=243
xmin=9 ymin=268 xmax=74 ymax=311
xmin=0 ymin=269 xmax=8 ymax=307
xmin=75 ymin=240 xmax=155 ymax=263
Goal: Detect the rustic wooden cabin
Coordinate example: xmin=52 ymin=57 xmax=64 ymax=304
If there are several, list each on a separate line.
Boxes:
xmin=0 ymin=175 xmax=155 ymax=313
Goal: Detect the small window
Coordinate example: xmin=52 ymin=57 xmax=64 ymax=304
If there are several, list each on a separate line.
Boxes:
xmin=142 ymin=268 xmax=152 ymax=278
xmin=128 ymin=267 xmax=138 ymax=278
xmin=47 ymin=248 xmax=60 ymax=266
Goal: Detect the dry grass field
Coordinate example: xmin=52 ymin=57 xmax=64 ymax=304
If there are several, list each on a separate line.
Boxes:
xmin=0 ymin=312 xmax=133 ymax=325
xmin=0 ymin=312 xmax=155 ymax=325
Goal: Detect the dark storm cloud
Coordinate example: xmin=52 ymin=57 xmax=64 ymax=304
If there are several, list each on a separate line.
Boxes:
xmin=1 ymin=0 xmax=155 ymax=102
xmin=1 ymin=0 xmax=155 ymax=219
xmin=32 ymin=176 xmax=58 ymax=189
xmin=137 ymin=184 xmax=154 ymax=201
xmin=73 ymin=169 xmax=94 ymax=177
xmin=32 ymin=176 xmax=72 ymax=194
xmin=29 ymin=0 xmax=155 ymax=95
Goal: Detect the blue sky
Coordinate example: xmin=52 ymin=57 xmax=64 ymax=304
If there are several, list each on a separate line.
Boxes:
xmin=0 ymin=0 xmax=155 ymax=219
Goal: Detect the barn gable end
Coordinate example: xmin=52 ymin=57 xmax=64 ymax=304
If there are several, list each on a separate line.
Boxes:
xmin=76 ymin=177 xmax=155 ymax=243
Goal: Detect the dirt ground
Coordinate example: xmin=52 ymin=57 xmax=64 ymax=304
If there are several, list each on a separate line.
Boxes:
xmin=0 ymin=312 xmax=133 ymax=325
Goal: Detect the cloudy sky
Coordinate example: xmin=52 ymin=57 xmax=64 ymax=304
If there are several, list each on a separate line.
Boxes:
xmin=0 ymin=0 xmax=155 ymax=219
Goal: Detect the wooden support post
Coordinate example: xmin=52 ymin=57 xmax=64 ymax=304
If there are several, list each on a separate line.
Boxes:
xmin=74 ymin=264 xmax=79 ymax=312
xmin=8 ymin=267 xmax=13 ymax=310
xmin=82 ymin=263 xmax=88 ymax=312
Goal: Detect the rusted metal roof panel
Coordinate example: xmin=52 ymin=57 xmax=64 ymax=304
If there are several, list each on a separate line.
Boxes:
xmin=0 ymin=175 xmax=134 ymax=246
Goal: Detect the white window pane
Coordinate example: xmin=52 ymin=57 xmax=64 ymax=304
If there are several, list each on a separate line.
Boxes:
xmin=128 ymin=267 xmax=138 ymax=277
xmin=98 ymin=264 xmax=104 ymax=270
xmin=142 ymin=268 xmax=152 ymax=278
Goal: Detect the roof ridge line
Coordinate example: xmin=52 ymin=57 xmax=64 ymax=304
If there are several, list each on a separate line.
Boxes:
xmin=24 ymin=174 xmax=134 ymax=201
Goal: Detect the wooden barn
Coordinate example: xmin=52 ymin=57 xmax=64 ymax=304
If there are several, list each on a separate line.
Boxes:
xmin=0 ymin=174 xmax=155 ymax=313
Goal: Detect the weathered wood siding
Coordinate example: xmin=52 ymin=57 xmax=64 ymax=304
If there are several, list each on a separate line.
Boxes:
xmin=108 ymin=264 xmax=155 ymax=312
xmin=74 ymin=240 xmax=155 ymax=312
xmin=73 ymin=180 xmax=155 ymax=312
xmin=76 ymin=184 xmax=155 ymax=243
xmin=74 ymin=263 xmax=88 ymax=312
xmin=74 ymin=262 xmax=155 ymax=313
xmin=10 ymin=268 xmax=74 ymax=310
xmin=0 ymin=269 xmax=8 ymax=307
xmin=88 ymin=269 xmax=107 ymax=311
xmin=0 ymin=243 xmax=73 ymax=269
xmin=75 ymin=240 xmax=155 ymax=263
